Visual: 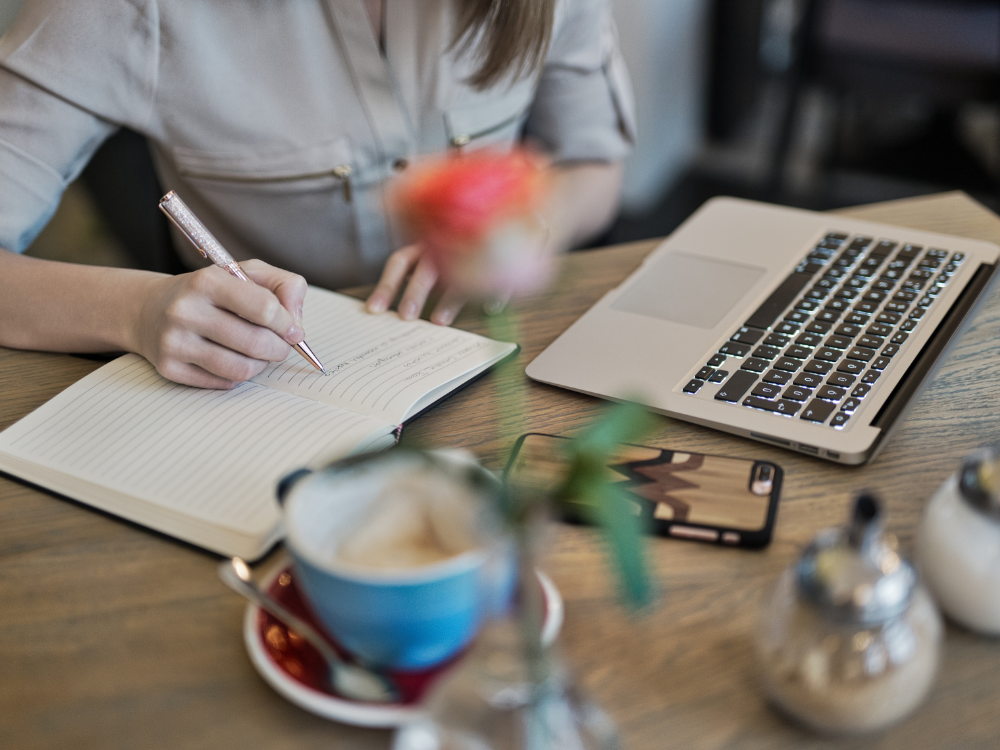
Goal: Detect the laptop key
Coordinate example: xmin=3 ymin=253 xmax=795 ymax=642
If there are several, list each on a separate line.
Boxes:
xmin=830 ymin=412 xmax=851 ymax=429
xmin=715 ymin=371 xmax=758 ymax=402
xmin=794 ymin=372 xmax=824 ymax=388
xmin=857 ymin=335 xmax=884 ymax=349
xmin=836 ymin=360 xmax=865 ymax=376
xmin=783 ymin=385 xmax=813 ymax=401
xmin=773 ymin=357 xmax=802 ymax=372
xmin=695 ymin=367 xmax=715 ymax=380
xmin=861 ymin=370 xmax=881 ymax=384
xmin=752 ymin=345 xmax=782 ymax=360
xmin=846 ymin=347 xmax=876 ymax=362
xmin=763 ymin=333 xmax=791 ymax=347
xmin=815 ymin=310 xmax=842 ymax=324
xmin=872 ymin=357 xmax=891 ymax=370
xmin=824 ymin=335 xmax=852 ymax=349
xmin=795 ymin=298 xmax=820 ymax=311
xmin=719 ymin=341 xmax=752 ymax=357
xmin=890 ymin=332 xmax=910 ymax=344
xmin=867 ymin=323 xmax=893 ymax=337
xmin=851 ymin=384 xmax=872 ymax=398
xmin=743 ymin=396 xmax=801 ymax=416
xmin=827 ymin=373 xmax=856 ymax=388
xmin=801 ymin=399 xmax=836 ymax=423
xmin=908 ymin=307 xmax=925 ymax=320
xmin=785 ymin=310 xmax=810 ymax=324
xmin=843 ymin=312 xmax=871 ymax=326
xmin=751 ymin=383 xmax=782 ymax=399
xmin=804 ymin=360 xmax=833 ymax=375
xmin=683 ymin=380 xmax=703 ymax=393
xmin=817 ymin=385 xmax=847 ymax=402
xmin=707 ymin=354 xmax=727 ymax=367
xmin=881 ymin=344 xmax=900 ymax=357
xmin=835 ymin=323 xmax=863 ymax=337
xmin=805 ymin=321 xmax=832 ymax=334
xmin=774 ymin=322 xmax=801 ymax=335
xmin=899 ymin=319 xmax=917 ymax=332
xmin=785 ymin=345 xmax=813 ymax=359
xmin=876 ymin=311 xmax=902 ymax=325
xmin=841 ymin=397 xmax=862 ymax=412
xmin=796 ymin=332 xmax=824 ymax=347
xmin=730 ymin=326 xmax=766 ymax=344
xmin=763 ymin=369 xmax=793 ymax=385
xmin=709 ymin=369 xmax=729 ymax=383
xmin=741 ymin=358 xmax=769 ymax=373
xmin=853 ymin=301 xmax=879 ymax=314
xmin=814 ymin=348 xmax=842 ymax=362
xmin=744 ymin=270 xmax=817 ymax=330
xmin=893 ymin=290 xmax=918 ymax=302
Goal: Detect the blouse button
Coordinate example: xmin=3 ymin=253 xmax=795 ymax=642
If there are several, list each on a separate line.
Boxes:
xmin=393 ymin=158 xmax=409 ymax=172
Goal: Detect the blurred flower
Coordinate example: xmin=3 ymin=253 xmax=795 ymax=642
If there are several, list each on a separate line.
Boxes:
xmin=390 ymin=149 xmax=554 ymax=297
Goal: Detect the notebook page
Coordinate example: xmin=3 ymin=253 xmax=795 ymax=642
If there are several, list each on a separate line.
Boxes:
xmin=0 ymin=354 xmax=394 ymax=541
xmin=252 ymin=288 xmax=516 ymax=424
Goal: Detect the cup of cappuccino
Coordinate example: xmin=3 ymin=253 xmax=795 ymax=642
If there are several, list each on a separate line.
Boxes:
xmin=278 ymin=449 xmax=515 ymax=670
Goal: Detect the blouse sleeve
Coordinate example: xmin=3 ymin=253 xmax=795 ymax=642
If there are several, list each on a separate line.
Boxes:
xmin=522 ymin=0 xmax=637 ymax=164
xmin=0 ymin=0 xmax=157 ymax=252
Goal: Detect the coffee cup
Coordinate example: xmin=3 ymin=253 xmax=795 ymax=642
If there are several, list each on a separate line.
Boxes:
xmin=277 ymin=449 xmax=515 ymax=670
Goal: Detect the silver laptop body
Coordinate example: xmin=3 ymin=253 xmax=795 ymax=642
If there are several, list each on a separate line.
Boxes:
xmin=526 ymin=197 xmax=999 ymax=464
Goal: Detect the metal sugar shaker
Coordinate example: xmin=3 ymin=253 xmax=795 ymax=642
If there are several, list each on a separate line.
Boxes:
xmin=756 ymin=494 xmax=942 ymax=734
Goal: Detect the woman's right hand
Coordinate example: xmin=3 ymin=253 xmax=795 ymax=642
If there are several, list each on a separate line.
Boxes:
xmin=132 ymin=260 xmax=308 ymax=389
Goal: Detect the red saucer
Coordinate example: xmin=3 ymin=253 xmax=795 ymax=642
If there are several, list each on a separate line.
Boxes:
xmin=243 ymin=564 xmax=563 ymax=727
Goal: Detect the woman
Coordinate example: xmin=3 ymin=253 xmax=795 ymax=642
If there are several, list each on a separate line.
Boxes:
xmin=0 ymin=0 xmax=635 ymax=389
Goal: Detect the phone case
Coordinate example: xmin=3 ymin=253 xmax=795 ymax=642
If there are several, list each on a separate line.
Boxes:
xmin=504 ymin=433 xmax=783 ymax=548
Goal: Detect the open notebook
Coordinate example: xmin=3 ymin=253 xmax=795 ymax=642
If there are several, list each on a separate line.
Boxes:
xmin=0 ymin=288 xmax=515 ymax=560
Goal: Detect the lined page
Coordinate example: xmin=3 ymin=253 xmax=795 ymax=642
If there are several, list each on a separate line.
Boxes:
xmin=0 ymin=355 xmax=393 ymax=543
xmin=253 ymin=288 xmax=516 ymax=424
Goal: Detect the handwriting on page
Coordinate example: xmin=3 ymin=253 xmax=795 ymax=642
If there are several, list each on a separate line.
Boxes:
xmin=1 ymin=355 xmax=390 ymax=534
xmin=253 ymin=291 xmax=506 ymax=423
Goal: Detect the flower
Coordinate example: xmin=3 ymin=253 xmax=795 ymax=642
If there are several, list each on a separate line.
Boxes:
xmin=390 ymin=149 xmax=553 ymax=297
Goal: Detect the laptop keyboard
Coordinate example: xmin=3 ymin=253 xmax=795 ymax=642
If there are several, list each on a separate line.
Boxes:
xmin=680 ymin=232 xmax=965 ymax=428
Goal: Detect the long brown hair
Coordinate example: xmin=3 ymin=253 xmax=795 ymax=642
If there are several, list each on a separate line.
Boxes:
xmin=454 ymin=0 xmax=557 ymax=89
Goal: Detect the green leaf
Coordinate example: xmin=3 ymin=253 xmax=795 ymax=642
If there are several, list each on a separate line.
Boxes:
xmin=558 ymin=401 xmax=657 ymax=609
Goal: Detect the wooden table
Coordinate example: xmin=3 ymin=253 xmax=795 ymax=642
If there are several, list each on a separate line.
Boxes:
xmin=2 ymin=192 xmax=999 ymax=749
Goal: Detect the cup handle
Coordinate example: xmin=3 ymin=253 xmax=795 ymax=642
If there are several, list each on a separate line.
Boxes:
xmin=276 ymin=468 xmax=314 ymax=506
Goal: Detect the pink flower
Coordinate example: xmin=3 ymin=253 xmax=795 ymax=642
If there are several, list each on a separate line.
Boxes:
xmin=391 ymin=150 xmax=553 ymax=297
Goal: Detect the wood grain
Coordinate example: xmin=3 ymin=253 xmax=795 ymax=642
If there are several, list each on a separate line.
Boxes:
xmin=3 ymin=193 xmax=1000 ymax=749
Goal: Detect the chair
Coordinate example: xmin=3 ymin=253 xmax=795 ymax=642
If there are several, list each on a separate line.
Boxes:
xmin=767 ymin=0 xmax=1000 ymax=199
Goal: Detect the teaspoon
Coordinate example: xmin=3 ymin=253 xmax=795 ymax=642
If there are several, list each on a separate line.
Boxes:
xmin=218 ymin=557 xmax=399 ymax=704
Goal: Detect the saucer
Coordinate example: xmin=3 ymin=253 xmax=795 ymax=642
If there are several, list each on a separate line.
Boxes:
xmin=243 ymin=564 xmax=564 ymax=728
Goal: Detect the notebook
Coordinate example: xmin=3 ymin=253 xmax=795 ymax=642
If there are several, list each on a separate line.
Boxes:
xmin=527 ymin=197 xmax=1000 ymax=464
xmin=0 ymin=287 xmax=515 ymax=559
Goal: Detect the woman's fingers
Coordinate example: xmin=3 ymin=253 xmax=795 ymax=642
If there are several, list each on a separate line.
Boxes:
xmin=240 ymin=259 xmax=309 ymax=332
xmin=199 ymin=264 xmax=304 ymax=345
xmin=429 ymin=286 xmax=468 ymax=326
xmin=153 ymin=327 xmax=272 ymax=388
xmin=397 ymin=255 xmax=440 ymax=321
xmin=367 ymin=245 xmax=423 ymax=314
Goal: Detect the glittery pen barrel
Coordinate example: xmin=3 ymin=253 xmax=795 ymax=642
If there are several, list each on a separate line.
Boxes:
xmin=158 ymin=191 xmax=328 ymax=376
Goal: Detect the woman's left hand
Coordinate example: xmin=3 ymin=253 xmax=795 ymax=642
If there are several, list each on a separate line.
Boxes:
xmin=365 ymin=244 xmax=468 ymax=325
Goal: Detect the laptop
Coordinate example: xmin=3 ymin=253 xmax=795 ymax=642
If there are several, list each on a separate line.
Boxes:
xmin=526 ymin=197 xmax=1000 ymax=464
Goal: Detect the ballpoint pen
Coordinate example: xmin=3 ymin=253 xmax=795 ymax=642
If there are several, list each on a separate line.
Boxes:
xmin=158 ymin=191 xmax=328 ymax=375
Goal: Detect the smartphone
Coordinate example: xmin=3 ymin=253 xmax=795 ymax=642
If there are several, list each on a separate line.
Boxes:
xmin=505 ymin=433 xmax=783 ymax=548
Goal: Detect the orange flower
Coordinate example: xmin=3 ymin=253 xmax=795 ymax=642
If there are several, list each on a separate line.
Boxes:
xmin=391 ymin=150 xmax=553 ymax=296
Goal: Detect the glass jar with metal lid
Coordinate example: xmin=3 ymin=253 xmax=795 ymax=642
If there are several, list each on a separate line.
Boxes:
xmin=755 ymin=494 xmax=942 ymax=733
xmin=918 ymin=444 xmax=1000 ymax=634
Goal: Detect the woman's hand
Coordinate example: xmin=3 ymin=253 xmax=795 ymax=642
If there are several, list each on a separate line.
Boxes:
xmin=133 ymin=260 xmax=308 ymax=389
xmin=365 ymin=244 xmax=468 ymax=325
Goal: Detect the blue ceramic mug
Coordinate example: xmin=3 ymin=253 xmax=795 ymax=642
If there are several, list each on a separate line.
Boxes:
xmin=278 ymin=450 xmax=514 ymax=670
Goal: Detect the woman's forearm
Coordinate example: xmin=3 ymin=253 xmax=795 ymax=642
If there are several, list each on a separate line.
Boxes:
xmin=0 ymin=248 xmax=160 ymax=353
xmin=547 ymin=161 xmax=624 ymax=250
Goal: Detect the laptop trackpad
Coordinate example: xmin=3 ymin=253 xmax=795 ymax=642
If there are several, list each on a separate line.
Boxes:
xmin=611 ymin=252 xmax=767 ymax=330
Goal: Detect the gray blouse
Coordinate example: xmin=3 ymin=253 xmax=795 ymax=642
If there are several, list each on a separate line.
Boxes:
xmin=0 ymin=0 xmax=636 ymax=289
